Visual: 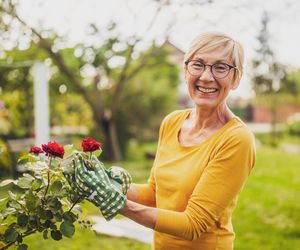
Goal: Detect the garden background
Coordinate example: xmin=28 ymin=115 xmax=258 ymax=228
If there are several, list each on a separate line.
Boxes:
xmin=1 ymin=0 xmax=300 ymax=249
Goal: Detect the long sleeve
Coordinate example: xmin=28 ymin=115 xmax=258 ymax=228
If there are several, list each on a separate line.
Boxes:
xmin=154 ymin=125 xmax=256 ymax=240
xmin=134 ymin=167 xmax=156 ymax=206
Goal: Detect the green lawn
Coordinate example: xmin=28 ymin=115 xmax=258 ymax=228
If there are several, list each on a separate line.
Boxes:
xmin=1 ymin=143 xmax=300 ymax=249
xmin=233 ymin=146 xmax=300 ymax=250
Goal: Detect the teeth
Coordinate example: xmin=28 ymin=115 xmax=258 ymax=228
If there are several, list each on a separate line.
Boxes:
xmin=197 ymin=86 xmax=217 ymax=93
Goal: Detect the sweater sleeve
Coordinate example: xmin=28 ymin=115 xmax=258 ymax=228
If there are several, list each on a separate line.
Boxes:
xmin=154 ymin=128 xmax=256 ymax=240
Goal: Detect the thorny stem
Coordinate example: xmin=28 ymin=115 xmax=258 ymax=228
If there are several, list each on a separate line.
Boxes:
xmin=68 ymin=196 xmax=82 ymax=213
xmin=42 ymin=156 xmax=52 ymax=205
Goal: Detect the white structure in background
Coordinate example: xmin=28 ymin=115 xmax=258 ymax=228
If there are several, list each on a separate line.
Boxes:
xmin=32 ymin=62 xmax=50 ymax=146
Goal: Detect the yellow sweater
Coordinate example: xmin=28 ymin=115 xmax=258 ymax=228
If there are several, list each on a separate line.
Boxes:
xmin=136 ymin=109 xmax=256 ymax=250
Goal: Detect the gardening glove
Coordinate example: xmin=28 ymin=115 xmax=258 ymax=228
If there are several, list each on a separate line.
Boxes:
xmin=74 ymin=154 xmax=126 ymax=221
xmin=62 ymin=154 xmax=129 ymax=195
xmin=105 ymin=166 xmax=132 ymax=195
xmin=62 ymin=155 xmax=86 ymax=197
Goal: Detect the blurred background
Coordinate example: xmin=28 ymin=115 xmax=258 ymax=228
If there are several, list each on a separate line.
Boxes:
xmin=0 ymin=0 xmax=300 ymax=249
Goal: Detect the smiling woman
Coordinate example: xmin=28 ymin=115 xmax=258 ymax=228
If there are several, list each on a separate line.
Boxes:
xmin=69 ymin=32 xmax=256 ymax=250
xmin=183 ymin=34 xmax=244 ymax=112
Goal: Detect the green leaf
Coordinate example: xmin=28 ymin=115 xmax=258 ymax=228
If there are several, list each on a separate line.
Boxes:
xmin=48 ymin=197 xmax=62 ymax=211
xmin=63 ymin=144 xmax=75 ymax=159
xmin=53 ymin=213 xmax=63 ymax=222
xmin=93 ymin=148 xmax=102 ymax=157
xmin=43 ymin=229 xmax=48 ymax=239
xmin=25 ymin=191 xmax=39 ymax=210
xmin=37 ymin=208 xmax=53 ymax=220
xmin=50 ymin=180 xmax=62 ymax=193
xmin=8 ymin=200 xmax=22 ymax=210
xmin=0 ymin=197 xmax=8 ymax=203
xmin=60 ymin=221 xmax=75 ymax=238
xmin=4 ymin=227 xmax=19 ymax=243
xmin=17 ymin=214 xmax=28 ymax=227
xmin=31 ymin=179 xmax=42 ymax=190
xmin=17 ymin=154 xmax=38 ymax=164
xmin=8 ymin=190 xmax=17 ymax=200
xmin=28 ymin=216 xmax=38 ymax=228
xmin=0 ymin=179 xmax=17 ymax=187
xmin=17 ymin=244 xmax=28 ymax=250
xmin=42 ymin=220 xmax=52 ymax=228
xmin=17 ymin=174 xmax=35 ymax=189
xmin=62 ymin=211 xmax=76 ymax=223
xmin=50 ymin=230 xmax=62 ymax=241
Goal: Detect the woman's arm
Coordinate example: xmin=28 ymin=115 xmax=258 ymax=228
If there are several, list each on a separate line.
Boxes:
xmin=126 ymin=184 xmax=139 ymax=201
xmin=126 ymin=165 xmax=157 ymax=206
xmin=120 ymin=199 xmax=158 ymax=229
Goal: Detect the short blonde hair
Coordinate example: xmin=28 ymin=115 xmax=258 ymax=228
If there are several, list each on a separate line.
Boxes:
xmin=184 ymin=32 xmax=244 ymax=79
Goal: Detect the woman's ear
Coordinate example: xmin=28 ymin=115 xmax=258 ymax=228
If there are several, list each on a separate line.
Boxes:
xmin=231 ymin=72 xmax=242 ymax=90
xmin=231 ymin=80 xmax=240 ymax=90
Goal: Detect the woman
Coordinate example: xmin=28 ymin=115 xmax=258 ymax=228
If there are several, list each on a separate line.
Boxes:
xmin=72 ymin=32 xmax=256 ymax=250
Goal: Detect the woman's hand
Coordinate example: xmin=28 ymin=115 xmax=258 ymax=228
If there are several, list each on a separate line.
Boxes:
xmin=63 ymin=153 xmax=126 ymax=221
xmin=106 ymin=166 xmax=132 ymax=194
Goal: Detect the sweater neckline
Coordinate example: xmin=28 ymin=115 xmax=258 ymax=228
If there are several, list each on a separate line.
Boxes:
xmin=175 ymin=109 xmax=239 ymax=149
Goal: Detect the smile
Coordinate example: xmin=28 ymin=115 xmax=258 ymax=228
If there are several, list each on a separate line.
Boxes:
xmin=196 ymin=86 xmax=218 ymax=93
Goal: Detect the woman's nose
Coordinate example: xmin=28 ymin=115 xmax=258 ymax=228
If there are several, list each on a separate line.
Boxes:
xmin=199 ymin=66 xmax=214 ymax=81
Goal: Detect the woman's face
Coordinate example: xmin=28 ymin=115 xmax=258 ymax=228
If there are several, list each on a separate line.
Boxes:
xmin=185 ymin=46 xmax=240 ymax=110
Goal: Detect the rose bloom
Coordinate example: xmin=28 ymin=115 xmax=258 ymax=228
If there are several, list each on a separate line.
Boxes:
xmin=81 ymin=138 xmax=102 ymax=152
xmin=42 ymin=141 xmax=65 ymax=158
xmin=29 ymin=146 xmax=43 ymax=154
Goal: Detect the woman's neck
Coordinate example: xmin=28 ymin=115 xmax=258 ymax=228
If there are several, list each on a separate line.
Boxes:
xmin=191 ymin=104 xmax=235 ymax=131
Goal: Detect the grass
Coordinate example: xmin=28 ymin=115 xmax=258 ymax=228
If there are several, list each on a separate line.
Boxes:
xmin=233 ymin=146 xmax=300 ymax=250
xmin=1 ymin=139 xmax=300 ymax=249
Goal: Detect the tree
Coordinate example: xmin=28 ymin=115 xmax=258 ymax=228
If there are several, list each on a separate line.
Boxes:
xmin=251 ymin=11 xmax=286 ymax=145
xmin=0 ymin=0 xmax=192 ymax=161
xmin=280 ymin=68 xmax=300 ymax=97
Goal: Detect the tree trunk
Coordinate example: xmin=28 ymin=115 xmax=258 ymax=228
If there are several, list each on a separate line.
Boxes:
xmin=101 ymin=116 xmax=122 ymax=162
xmin=270 ymin=94 xmax=278 ymax=146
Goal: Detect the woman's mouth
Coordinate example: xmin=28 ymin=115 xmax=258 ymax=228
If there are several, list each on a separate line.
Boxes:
xmin=196 ymin=86 xmax=218 ymax=93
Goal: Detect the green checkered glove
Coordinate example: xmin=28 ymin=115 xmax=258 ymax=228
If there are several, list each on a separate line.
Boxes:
xmin=105 ymin=166 xmax=132 ymax=195
xmin=62 ymin=154 xmax=130 ymax=195
xmin=74 ymin=155 xmax=126 ymax=221
xmin=62 ymin=155 xmax=86 ymax=197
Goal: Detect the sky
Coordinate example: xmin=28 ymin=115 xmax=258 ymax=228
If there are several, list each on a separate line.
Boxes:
xmin=16 ymin=0 xmax=300 ymax=99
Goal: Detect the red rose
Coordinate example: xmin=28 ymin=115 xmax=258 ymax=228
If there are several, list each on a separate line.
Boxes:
xmin=81 ymin=138 xmax=101 ymax=152
xmin=42 ymin=141 xmax=65 ymax=158
xmin=29 ymin=146 xmax=43 ymax=154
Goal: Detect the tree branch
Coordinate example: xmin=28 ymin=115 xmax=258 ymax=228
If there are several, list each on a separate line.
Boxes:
xmin=5 ymin=2 xmax=105 ymax=119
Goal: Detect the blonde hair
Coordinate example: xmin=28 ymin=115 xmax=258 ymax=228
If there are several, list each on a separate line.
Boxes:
xmin=184 ymin=32 xmax=244 ymax=79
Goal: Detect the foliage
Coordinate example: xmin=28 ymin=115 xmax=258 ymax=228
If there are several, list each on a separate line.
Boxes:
xmin=280 ymin=67 xmax=300 ymax=97
xmin=251 ymin=11 xmax=286 ymax=95
xmin=251 ymin=11 xmax=288 ymax=146
xmin=0 ymin=140 xmax=12 ymax=177
xmin=0 ymin=140 xmax=105 ymax=249
xmin=0 ymin=1 xmax=181 ymax=161
xmin=286 ymin=114 xmax=300 ymax=136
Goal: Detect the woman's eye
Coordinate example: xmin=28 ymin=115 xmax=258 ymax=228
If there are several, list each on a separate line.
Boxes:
xmin=214 ymin=64 xmax=228 ymax=71
xmin=192 ymin=63 xmax=204 ymax=68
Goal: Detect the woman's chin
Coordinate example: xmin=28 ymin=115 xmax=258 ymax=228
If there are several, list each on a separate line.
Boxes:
xmin=191 ymin=96 xmax=219 ymax=109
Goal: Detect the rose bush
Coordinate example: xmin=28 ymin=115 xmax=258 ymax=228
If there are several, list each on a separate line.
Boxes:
xmin=0 ymin=138 xmax=103 ymax=250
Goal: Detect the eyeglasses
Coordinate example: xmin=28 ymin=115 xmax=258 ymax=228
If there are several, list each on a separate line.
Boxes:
xmin=185 ymin=60 xmax=237 ymax=79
